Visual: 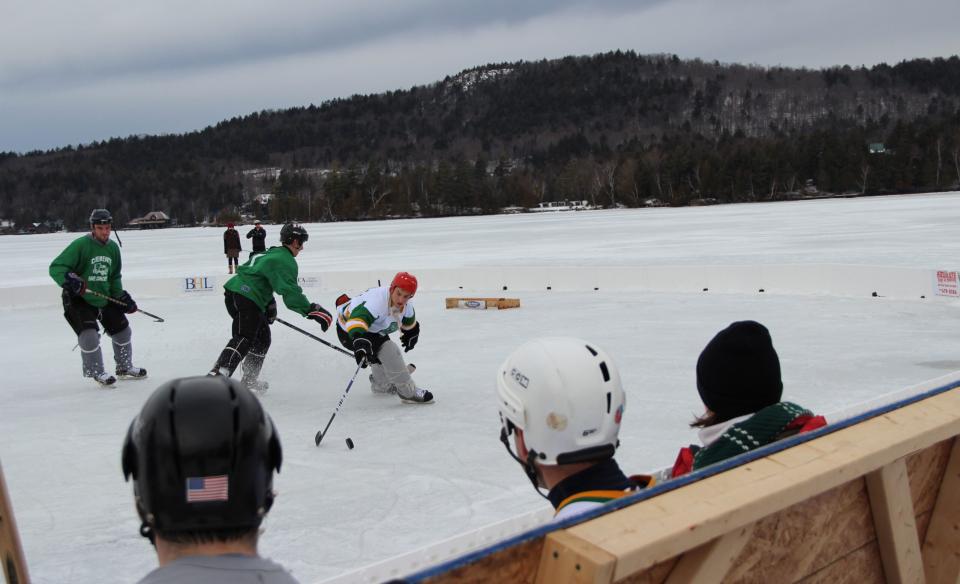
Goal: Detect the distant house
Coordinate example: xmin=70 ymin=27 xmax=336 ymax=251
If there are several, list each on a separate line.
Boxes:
xmin=128 ymin=211 xmax=170 ymax=229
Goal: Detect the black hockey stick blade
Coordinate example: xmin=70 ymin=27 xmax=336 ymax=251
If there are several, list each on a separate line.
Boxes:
xmin=315 ymin=430 xmax=324 ymax=446
xmin=137 ymin=309 xmax=164 ymax=322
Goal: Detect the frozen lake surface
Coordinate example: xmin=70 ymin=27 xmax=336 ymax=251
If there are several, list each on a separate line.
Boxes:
xmin=1 ymin=192 xmax=960 ymax=583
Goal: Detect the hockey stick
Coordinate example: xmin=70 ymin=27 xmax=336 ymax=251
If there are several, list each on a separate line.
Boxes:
xmin=84 ymin=289 xmax=165 ymax=322
xmin=315 ymin=362 xmax=363 ymax=446
xmin=275 ymin=317 xmax=353 ymax=358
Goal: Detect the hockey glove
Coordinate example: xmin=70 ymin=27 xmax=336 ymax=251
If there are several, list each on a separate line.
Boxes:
xmin=266 ymin=298 xmax=277 ymax=324
xmin=306 ymin=303 xmax=332 ymax=332
xmin=352 ymin=337 xmax=378 ymax=368
xmin=63 ymin=272 xmax=87 ymax=297
xmin=118 ymin=290 xmax=138 ymax=314
xmin=400 ymin=322 xmax=420 ymax=353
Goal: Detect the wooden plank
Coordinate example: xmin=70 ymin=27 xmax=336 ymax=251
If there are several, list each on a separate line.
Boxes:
xmin=563 ymin=388 xmax=960 ymax=580
xmin=536 ymin=530 xmax=616 ymax=584
xmin=663 ymin=523 xmax=754 ymax=584
xmin=865 ymin=458 xmax=923 ymax=584
xmin=922 ymin=436 xmax=960 ymax=584
xmin=0 ymin=460 xmax=29 ymax=584
xmin=445 ymin=297 xmax=520 ymax=310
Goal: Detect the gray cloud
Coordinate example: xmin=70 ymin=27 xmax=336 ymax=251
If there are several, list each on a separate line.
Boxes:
xmin=1 ymin=0 xmax=957 ymax=152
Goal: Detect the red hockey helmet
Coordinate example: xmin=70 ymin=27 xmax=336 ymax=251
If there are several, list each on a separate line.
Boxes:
xmin=390 ymin=272 xmax=418 ymax=296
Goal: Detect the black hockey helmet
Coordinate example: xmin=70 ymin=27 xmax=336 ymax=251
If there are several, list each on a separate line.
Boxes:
xmin=122 ymin=375 xmax=282 ymax=542
xmin=280 ymin=222 xmax=308 ymax=245
xmin=89 ymin=208 xmax=112 ymax=225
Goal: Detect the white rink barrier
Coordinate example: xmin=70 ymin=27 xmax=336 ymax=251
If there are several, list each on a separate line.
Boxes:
xmin=4 ymin=264 xmax=958 ymax=308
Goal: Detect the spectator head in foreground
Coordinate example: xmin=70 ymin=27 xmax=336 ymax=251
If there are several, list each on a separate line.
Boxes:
xmin=497 ymin=337 xmax=648 ymax=520
xmin=123 ymin=375 xmax=299 ymax=583
xmin=671 ymin=320 xmax=826 ymax=478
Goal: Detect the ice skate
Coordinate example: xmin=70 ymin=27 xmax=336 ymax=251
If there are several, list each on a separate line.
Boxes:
xmin=243 ymin=377 xmax=269 ymax=394
xmin=91 ymin=371 xmax=117 ymax=387
xmin=116 ymin=366 xmax=148 ymax=380
xmin=208 ymin=366 xmax=230 ymax=377
xmin=399 ymin=387 xmax=434 ymax=404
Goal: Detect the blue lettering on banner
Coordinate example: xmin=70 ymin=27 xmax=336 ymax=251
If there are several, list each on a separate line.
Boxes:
xmin=184 ymin=276 xmax=216 ymax=292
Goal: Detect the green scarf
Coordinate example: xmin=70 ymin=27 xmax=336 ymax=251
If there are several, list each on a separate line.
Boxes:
xmin=693 ymin=402 xmax=814 ymax=470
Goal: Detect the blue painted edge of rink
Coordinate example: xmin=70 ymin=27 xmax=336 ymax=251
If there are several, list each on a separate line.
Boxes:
xmin=403 ymin=375 xmax=960 ymax=583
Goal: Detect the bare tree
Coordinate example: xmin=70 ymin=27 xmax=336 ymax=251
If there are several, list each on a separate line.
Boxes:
xmin=936 ymin=137 xmax=943 ymax=187
xmin=953 ymin=146 xmax=960 ymax=188
xmin=859 ymin=160 xmax=870 ymax=194
xmin=644 ymin=148 xmax=665 ymax=199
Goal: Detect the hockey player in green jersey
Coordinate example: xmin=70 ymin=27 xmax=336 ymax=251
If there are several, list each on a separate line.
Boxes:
xmin=336 ymin=271 xmax=433 ymax=404
xmin=209 ymin=223 xmax=333 ymax=392
xmin=49 ymin=208 xmax=147 ymax=386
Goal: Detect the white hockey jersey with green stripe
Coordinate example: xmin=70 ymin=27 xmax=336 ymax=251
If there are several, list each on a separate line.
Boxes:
xmin=337 ymin=285 xmax=416 ymax=338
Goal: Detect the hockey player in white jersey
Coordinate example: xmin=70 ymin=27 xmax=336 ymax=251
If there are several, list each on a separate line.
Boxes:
xmin=336 ymin=272 xmax=433 ymax=404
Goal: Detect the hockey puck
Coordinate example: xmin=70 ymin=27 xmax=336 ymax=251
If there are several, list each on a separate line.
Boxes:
xmin=345 ymin=437 xmax=355 ymax=450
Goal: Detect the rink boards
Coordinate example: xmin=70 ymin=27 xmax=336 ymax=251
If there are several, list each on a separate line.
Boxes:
xmin=393 ymin=372 xmax=960 ymax=584
xmin=3 ymin=264 xmax=959 ymax=308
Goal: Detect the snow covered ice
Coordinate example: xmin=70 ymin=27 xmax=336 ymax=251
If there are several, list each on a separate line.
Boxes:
xmin=2 ymin=192 xmax=960 ymax=583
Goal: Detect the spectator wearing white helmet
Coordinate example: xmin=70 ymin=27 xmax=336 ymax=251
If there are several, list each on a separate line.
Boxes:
xmin=496 ymin=337 xmax=650 ymax=521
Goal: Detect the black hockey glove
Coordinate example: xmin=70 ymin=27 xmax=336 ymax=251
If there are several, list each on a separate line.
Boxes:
xmin=63 ymin=272 xmax=87 ymax=297
xmin=352 ymin=337 xmax=378 ymax=368
xmin=117 ymin=290 xmax=138 ymax=314
xmin=400 ymin=322 xmax=420 ymax=353
xmin=306 ymin=303 xmax=332 ymax=332
xmin=266 ymin=298 xmax=277 ymax=324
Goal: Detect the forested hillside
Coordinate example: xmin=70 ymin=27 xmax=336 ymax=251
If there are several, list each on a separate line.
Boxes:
xmin=2 ymin=51 xmax=959 ymax=229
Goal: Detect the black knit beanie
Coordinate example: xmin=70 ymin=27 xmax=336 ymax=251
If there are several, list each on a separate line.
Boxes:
xmin=696 ymin=321 xmax=783 ymax=423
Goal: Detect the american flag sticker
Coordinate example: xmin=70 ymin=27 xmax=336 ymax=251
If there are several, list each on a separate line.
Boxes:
xmin=186 ymin=475 xmax=229 ymax=502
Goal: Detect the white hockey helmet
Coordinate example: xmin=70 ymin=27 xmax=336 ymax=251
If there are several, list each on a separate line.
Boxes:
xmin=496 ymin=337 xmax=625 ymax=466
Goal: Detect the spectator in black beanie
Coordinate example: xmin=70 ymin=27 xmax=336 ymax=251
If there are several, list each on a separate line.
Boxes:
xmin=671 ymin=321 xmax=826 ymax=478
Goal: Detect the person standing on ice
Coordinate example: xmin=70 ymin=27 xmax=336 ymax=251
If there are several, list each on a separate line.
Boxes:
xmin=223 ymin=222 xmax=242 ymax=274
xmin=123 ymin=375 xmax=299 ymax=584
xmin=209 ymin=223 xmax=333 ymax=393
xmin=496 ymin=337 xmax=650 ymax=520
xmin=336 ymin=271 xmax=433 ymax=403
xmin=246 ymin=221 xmax=267 ymax=259
xmin=49 ymin=208 xmax=147 ymax=387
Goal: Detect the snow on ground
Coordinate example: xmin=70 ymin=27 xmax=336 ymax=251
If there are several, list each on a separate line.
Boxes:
xmin=1 ymin=193 xmax=960 ymax=583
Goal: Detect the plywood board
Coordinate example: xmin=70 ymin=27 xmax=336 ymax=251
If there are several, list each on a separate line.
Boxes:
xmin=921 ymin=436 xmax=960 ymax=584
xmin=722 ymin=479 xmax=875 ymax=583
xmin=796 ymin=541 xmax=886 ymax=584
xmin=424 ymin=537 xmax=545 ymax=584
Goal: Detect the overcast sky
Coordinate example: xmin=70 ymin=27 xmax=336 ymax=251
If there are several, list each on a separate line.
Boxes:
xmin=2 ymin=0 xmax=957 ymax=154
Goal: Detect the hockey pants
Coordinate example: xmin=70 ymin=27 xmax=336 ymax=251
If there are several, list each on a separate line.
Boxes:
xmin=63 ymin=291 xmax=134 ymax=376
xmin=214 ymin=291 xmax=271 ymax=382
